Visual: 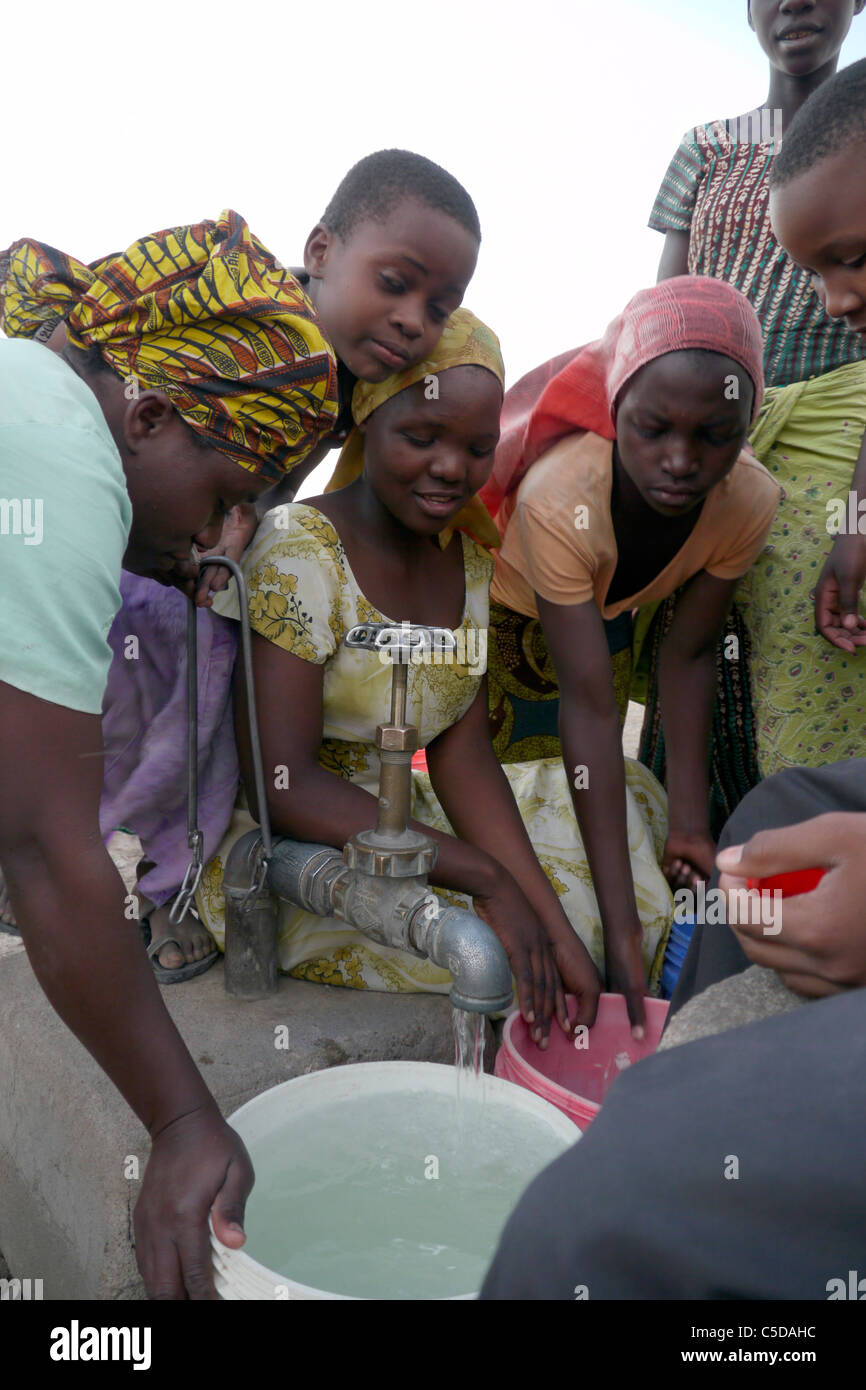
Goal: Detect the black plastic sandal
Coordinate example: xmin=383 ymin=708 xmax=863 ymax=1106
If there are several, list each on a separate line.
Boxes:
xmin=140 ymin=915 xmax=219 ymax=984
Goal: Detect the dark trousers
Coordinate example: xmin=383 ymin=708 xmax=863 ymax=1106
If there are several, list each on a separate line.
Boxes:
xmin=481 ymin=760 xmax=866 ymax=1299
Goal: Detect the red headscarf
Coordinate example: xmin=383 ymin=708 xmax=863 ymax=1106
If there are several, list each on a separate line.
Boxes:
xmin=480 ymin=276 xmax=765 ymax=525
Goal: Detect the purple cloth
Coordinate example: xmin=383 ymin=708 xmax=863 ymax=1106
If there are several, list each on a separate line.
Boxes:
xmin=99 ymin=573 xmax=240 ymax=909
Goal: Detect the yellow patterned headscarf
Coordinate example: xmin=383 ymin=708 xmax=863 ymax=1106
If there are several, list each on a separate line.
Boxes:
xmin=0 ymin=210 xmax=339 ymax=483
xmin=325 ymin=307 xmax=505 ymax=548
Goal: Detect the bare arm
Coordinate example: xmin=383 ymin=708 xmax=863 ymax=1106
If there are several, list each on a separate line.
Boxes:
xmin=658 ymin=571 xmax=736 ymax=883
xmin=656 ymin=229 xmax=690 ymax=283
xmin=426 ymin=678 xmax=579 ymax=927
xmin=0 ymin=682 xmax=253 ymax=1299
xmin=815 ymin=427 xmax=866 ymax=652
xmin=426 ymin=679 xmax=601 ymax=1026
xmin=536 ymin=594 xmax=649 ymax=1033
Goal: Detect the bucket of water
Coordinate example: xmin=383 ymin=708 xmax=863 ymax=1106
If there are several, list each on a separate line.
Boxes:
xmin=211 ymin=1060 xmax=578 ymax=1300
xmin=494 ymin=992 xmax=669 ymax=1131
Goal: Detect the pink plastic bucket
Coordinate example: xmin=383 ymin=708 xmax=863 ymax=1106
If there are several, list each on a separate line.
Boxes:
xmin=494 ymin=992 xmax=669 ymax=1131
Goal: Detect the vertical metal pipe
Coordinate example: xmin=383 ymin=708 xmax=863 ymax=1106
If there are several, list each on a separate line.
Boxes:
xmin=390 ymin=661 xmax=408 ymax=727
xmin=168 ymin=599 xmax=204 ymax=926
xmin=199 ymin=556 xmax=273 ymax=860
xmin=186 ymin=595 xmax=198 ymax=846
xmin=375 ymin=754 xmax=411 ymax=837
xmin=198 ymin=556 xmax=279 ymax=996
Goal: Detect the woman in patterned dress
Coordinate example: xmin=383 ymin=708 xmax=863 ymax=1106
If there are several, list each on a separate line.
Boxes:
xmin=196 ymin=311 xmax=676 ymax=1045
xmin=642 ymin=0 xmax=866 ymax=814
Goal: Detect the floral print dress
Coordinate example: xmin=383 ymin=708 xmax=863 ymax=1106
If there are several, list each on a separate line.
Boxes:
xmin=196 ymin=504 xmax=673 ymax=993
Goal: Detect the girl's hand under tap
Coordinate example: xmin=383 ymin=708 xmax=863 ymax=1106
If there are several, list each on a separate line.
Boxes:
xmin=472 ymin=876 xmax=568 ymax=1049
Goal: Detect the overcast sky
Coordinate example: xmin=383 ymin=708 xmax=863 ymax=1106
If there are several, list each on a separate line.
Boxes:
xmin=4 ymin=0 xmax=865 ymax=496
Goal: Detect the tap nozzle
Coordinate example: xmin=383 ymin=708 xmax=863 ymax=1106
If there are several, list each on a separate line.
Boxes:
xmin=410 ymin=900 xmax=514 ymax=1014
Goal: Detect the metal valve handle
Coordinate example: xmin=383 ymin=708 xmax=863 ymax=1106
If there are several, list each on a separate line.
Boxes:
xmin=345 ymin=622 xmax=458 ymax=663
xmin=342 ymin=621 xmax=451 ymax=878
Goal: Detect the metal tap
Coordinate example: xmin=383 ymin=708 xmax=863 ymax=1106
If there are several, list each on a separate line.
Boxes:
xmin=221 ymin=620 xmax=513 ymax=1013
xmin=342 ymin=621 xmax=454 ymax=878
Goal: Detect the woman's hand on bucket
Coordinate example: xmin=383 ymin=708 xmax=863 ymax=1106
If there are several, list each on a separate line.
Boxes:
xmin=134 ymin=1103 xmax=254 ymax=1300
xmin=472 ymin=878 xmax=565 ymax=1048
xmin=548 ymin=930 xmax=602 ymax=1035
xmin=604 ymin=921 xmax=648 ymax=1040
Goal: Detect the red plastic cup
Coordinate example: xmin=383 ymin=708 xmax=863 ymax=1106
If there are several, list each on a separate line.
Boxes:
xmin=745 ymin=867 xmax=826 ymax=897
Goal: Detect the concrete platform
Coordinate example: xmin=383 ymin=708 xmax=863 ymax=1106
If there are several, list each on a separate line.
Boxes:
xmin=657 ymin=964 xmax=806 ymax=1053
xmin=0 ymin=950 xmax=458 ymax=1300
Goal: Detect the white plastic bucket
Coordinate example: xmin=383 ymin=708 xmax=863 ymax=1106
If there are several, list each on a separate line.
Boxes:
xmin=211 ymin=1060 xmax=578 ymax=1300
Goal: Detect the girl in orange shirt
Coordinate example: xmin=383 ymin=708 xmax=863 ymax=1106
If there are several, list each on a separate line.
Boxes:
xmin=483 ymin=277 xmax=780 ymax=1032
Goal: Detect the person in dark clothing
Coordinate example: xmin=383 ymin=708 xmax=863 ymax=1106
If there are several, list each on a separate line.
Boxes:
xmin=482 ymin=755 xmax=866 ymax=1299
xmin=481 ymin=984 xmax=866 ymax=1299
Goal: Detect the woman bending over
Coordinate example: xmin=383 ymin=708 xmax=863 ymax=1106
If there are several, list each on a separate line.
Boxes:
xmin=482 ymin=277 xmax=780 ymax=1031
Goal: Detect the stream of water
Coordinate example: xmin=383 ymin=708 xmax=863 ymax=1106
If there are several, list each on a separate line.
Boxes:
xmin=452 ymin=1006 xmax=486 ymax=1095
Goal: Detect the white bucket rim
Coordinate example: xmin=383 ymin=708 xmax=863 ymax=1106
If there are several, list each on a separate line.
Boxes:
xmin=211 ymin=1060 xmax=579 ymax=1300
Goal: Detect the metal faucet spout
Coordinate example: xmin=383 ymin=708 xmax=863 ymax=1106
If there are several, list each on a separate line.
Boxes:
xmin=409 ymin=903 xmax=513 ymax=1014
xmin=258 ymin=837 xmax=514 ymax=1014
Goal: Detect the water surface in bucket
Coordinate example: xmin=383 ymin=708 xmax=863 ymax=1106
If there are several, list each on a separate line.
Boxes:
xmin=242 ymin=1088 xmax=568 ymax=1299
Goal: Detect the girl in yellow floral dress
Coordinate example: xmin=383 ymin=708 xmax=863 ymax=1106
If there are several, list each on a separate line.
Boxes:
xmin=197 ymin=311 xmax=673 ymax=1044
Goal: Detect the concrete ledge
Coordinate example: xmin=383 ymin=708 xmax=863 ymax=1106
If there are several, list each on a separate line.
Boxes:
xmin=658 ymin=964 xmax=806 ymax=1052
xmin=0 ymin=951 xmax=457 ymax=1300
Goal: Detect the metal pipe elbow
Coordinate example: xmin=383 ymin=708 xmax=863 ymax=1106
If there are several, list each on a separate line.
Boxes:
xmin=411 ymin=904 xmax=513 ymax=1014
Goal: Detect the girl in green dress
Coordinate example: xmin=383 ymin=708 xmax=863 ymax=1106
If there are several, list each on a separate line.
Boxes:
xmin=644 ymin=0 xmax=866 ymax=813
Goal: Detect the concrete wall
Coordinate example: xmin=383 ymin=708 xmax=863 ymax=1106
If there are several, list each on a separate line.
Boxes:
xmin=0 ymin=953 xmax=458 ymax=1299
